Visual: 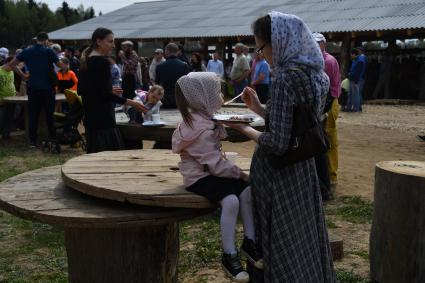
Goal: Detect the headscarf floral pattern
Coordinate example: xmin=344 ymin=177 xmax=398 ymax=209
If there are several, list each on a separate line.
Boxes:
xmin=269 ymin=11 xmax=329 ymax=113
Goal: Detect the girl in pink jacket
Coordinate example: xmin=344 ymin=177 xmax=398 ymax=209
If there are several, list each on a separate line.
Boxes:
xmin=172 ymin=72 xmax=263 ymax=283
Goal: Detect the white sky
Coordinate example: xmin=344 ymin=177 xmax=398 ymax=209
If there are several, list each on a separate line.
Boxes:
xmin=42 ymin=0 xmax=161 ymax=15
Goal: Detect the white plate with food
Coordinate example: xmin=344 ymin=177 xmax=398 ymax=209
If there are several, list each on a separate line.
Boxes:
xmin=142 ymin=121 xmax=166 ymax=127
xmin=212 ymin=114 xmax=260 ymax=124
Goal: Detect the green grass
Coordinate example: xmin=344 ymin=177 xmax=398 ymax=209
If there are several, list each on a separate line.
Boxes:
xmin=0 ymin=212 xmax=67 ymax=282
xmin=0 ymin=136 xmax=79 ymax=182
xmin=326 ymin=196 xmax=374 ymax=224
xmin=0 ymin=135 xmax=79 ymax=282
xmin=326 ymin=217 xmax=339 ymax=229
xmin=348 ymin=250 xmax=369 ymax=260
xmin=179 ymin=213 xmax=222 ymax=275
xmin=336 ymin=269 xmax=372 ymax=283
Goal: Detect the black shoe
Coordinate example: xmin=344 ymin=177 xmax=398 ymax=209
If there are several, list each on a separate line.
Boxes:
xmin=240 ymin=237 xmax=264 ymax=269
xmin=417 ymin=135 xmax=425 ymax=142
xmin=41 ymin=139 xmax=61 ymax=153
xmin=221 ymin=252 xmax=250 ymax=283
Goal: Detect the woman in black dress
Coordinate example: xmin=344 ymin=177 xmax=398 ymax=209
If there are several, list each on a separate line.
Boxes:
xmin=78 ymin=28 xmax=146 ymax=153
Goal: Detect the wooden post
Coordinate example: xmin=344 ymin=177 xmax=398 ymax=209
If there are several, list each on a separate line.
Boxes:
xmin=200 ymin=38 xmax=209 ymax=62
xmin=340 ymin=33 xmax=352 ymax=78
xmin=370 ymin=161 xmax=425 ymax=283
xmin=226 ymin=40 xmax=233 ymax=62
xmin=216 ymin=40 xmax=225 ymax=62
xmin=65 ymin=223 xmax=179 ymax=283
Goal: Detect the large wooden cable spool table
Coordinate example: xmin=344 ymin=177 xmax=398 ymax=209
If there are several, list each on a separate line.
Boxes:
xmin=0 ymin=149 xmax=249 ymax=282
xmin=60 ymin=149 xmax=343 ymax=263
xmin=60 ymin=149 xmax=254 ymax=282
xmin=0 ymin=163 xmax=215 ymax=282
xmin=0 ymin=149 xmax=343 ymax=282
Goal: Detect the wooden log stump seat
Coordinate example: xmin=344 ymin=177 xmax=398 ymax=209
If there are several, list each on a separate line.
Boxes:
xmin=329 ymin=234 xmax=344 ymax=261
xmin=0 ymin=166 xmax=212 ymax=283
xmin=370 ymin=161 xmax=425 ymax=283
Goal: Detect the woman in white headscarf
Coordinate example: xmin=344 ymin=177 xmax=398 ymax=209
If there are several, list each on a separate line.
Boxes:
xmin=226 ymin=12 xmax=336 ymax=282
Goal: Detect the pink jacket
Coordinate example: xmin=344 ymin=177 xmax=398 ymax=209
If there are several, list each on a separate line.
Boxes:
xmin=172 ymin=112 xmax=242 ymax=187
xmin=323 ymin=51 xmax=341 ymax=98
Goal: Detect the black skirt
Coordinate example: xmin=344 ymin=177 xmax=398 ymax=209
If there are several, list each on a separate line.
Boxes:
xmin=85 ymin=127 xmax=125 ymax=154
xmin=186 ymin=175 xmax=249 ymax=202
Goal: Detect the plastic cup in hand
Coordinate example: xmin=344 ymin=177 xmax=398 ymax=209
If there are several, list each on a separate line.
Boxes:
xmin=225 ymin=152 xmax=238 ymax=164
xmin=152 ymin=114 xmax=161 ymax=123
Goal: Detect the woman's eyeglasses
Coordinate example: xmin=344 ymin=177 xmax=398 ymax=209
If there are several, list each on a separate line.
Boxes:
xmin=256 ymin=43 xmax=267 ymax=54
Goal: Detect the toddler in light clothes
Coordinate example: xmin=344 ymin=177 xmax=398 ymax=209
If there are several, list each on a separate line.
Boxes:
xmin=128 ymin=84 xmax=164 ymax=123
xmin=172 ymin=72 xmax=263 ymax=283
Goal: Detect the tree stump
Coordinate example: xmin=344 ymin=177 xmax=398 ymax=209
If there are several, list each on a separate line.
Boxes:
xmin=370 ymin=161 xmax=425 ymax=283
xmin=329 ymin=234 xmax=344 ymax=261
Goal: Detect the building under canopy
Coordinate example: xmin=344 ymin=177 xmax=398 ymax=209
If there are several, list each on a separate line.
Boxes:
xmin=49 ymin=0 xmax=425 ymax=100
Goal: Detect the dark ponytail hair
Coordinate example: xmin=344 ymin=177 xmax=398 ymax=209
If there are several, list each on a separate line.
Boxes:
xmin=80 ymin=27 xmax=113 ymax=70
xmin=252 ymin=15 xmax=271 ymax=44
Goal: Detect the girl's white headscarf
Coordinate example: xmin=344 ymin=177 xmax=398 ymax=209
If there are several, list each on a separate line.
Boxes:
xmin=177 ymin=72 xmax=223 ymax=117
xmin=269 ymin=11 xmax=329 ymax=112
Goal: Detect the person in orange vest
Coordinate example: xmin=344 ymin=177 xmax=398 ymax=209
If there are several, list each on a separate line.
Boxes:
xmin=56 ymin=57 xmax=78 ymax=94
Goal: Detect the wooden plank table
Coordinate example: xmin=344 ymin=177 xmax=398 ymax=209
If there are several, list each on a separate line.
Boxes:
xmin=0 ymin=166 xmax=213 ymax=282
xmin=116 ymin=107 xmax=265 ymax=143
xmin=61 ymin=149 xmax=251 ymax=208
xmin=3 ymin=94 xmax=66 ymax=143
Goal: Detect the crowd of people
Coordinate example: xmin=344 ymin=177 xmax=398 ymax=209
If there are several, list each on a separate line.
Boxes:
xmin=0 ymin=33 xmax=273 ymax=151
xmin=0 ymin=11 xmax=380 ymax=282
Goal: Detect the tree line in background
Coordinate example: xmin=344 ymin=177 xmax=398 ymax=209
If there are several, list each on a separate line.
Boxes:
xmin=0 ymin=0 xmax=96 ymax=49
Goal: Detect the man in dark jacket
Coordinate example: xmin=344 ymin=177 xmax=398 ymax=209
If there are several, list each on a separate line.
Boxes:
xmin=155 ymin=43 xmax=190 ymax=108
xmin=8 ymin=32 xmax=59 ymax=147
xmin=347 ymin=48 xmax=366 ymax=112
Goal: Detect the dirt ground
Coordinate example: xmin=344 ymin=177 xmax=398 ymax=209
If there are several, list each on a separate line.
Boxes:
xmin=178 ymin=104 xmax=425 ymax=282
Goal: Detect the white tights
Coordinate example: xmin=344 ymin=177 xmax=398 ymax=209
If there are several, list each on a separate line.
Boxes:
xmin=219 ymin=186 xmax=255 ymax=254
